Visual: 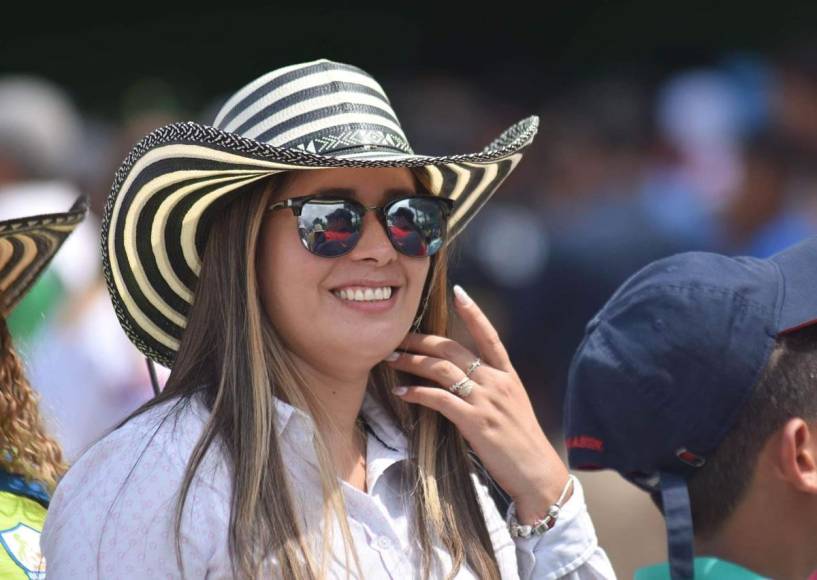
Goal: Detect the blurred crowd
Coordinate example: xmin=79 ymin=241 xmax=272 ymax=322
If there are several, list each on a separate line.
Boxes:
xmin=3 ymin=46 xmax=817 ymax=575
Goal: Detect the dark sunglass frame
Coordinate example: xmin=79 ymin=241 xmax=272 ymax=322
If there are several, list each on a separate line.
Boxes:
xmin=267 ymin=193 xmax=455 ymax=258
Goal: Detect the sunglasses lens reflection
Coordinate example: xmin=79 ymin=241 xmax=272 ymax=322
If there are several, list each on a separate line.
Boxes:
xmin=386 ymin=198 xmax=446 ymax=257
xmin=299 ymin=202 xmax=362 ymax=257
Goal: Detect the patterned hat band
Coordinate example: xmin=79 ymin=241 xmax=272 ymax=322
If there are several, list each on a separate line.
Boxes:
xmin=102 ymin=59 xmax=539 ymax=368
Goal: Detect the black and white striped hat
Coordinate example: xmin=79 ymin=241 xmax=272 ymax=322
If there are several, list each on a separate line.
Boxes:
xmin=102 ymin=59 xmax=539 ymax=367
xmin=0 ymin=197 xmax=87 ymax=315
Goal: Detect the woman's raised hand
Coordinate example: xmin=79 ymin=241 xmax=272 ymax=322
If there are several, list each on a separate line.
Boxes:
xmin=387 ymin=285 xmax=571 ymax=523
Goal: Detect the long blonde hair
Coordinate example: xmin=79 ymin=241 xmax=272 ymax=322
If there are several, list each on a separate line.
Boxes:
xmin=0 ymin=316 xmax=65 ymax=491
xmin=131 ymin=172 xmax=502 ymax=579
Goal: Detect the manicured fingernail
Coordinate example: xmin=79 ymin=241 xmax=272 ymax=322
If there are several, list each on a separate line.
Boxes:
xmin=392 ymin=386 xmax=408 ymax=396
xmin=385 ymin=352 xmax=400 ymax=362
xmin=453 ymin=285 xmax=472 ymax=306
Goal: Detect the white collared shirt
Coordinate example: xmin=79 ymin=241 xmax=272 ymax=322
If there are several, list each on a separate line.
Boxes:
xmin=42 ymin=392 xmax=615 ymax=579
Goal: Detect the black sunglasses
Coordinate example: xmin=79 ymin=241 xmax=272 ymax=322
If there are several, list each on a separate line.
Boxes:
xmin=267 ymin=194 xmax=454 ymax=258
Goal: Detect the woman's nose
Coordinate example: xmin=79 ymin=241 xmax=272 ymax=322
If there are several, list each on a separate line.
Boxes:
xmin=346 ymin=210 xmax=397 ymax=263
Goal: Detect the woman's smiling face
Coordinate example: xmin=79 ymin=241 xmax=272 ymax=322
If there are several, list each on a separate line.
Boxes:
xmin=257 ymin=167 xmax=432 ymax=375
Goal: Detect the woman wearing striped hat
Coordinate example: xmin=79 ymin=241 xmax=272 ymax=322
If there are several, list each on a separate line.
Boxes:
xmin=0 ymin=198 xmax=86 ymax=579
xmin=42 ymin=60 xmax=614 ymax=579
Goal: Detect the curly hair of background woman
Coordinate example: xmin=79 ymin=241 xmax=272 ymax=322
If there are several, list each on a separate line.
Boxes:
xmin=0 ymin=318 xmax=65 ymax=491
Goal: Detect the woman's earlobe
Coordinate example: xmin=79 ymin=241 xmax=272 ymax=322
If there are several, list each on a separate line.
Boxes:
xmin=777 ymin=418 xmax=817 ymax=494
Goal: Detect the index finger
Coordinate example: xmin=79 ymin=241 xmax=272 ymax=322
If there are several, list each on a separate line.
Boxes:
xmin=452 ymin=285 xmax=513 ymax=372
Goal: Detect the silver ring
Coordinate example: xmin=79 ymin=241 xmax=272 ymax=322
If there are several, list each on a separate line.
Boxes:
xmin=449 ymin=377 xmax=474 ymax=398
xmin=466 ymin=357 xmax=482 ymax=377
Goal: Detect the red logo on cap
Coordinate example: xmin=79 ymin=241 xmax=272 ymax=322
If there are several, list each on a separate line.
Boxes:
xmin=566 ymin=435 xmax=604 ymax=452
xmin=676 ymin=447 xmax=706 ymax=467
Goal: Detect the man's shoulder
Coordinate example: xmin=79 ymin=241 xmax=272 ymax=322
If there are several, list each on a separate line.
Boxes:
xmin=635 ymin=557 xmax=769 ymax=580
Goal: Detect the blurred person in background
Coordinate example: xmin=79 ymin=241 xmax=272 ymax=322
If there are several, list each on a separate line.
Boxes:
xmin=0 ymin=198 xmax=87 ymax=579
xmin=0 ymin=76 xmax=160 ymax=460
xmin=765 ymin=42 xmax=817 ymax=247
xmin=0 ymin=76 xmax=97 ymax=344
xmin=720 ymin=131 xmax=816 ymax=257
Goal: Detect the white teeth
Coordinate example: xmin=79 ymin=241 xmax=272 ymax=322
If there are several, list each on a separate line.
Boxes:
xmin=333 ymin=286 xmax=394 ymax=302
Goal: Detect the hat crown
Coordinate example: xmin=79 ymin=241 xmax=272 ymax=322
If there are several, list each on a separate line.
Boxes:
xmin=211 ymin=59 xmax=413 ymax=157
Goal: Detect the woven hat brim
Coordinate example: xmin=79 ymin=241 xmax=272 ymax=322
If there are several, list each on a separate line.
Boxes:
xmin=0 ymin=196 xmax=88 ymax=315
xmin=102 ymin=116 xmax=538 ymax=367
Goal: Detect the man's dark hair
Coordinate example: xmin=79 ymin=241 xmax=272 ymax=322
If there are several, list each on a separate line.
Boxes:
xmin=686 ymin=324 xmax=817 ymax=538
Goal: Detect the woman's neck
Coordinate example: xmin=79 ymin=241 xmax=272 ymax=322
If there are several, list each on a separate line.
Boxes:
xmin=287 ymin=354 xmax=371 ymax=490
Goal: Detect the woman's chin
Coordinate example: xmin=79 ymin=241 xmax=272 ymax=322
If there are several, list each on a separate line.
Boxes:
xmin=328 ymin=335 xmax=404 ymax=364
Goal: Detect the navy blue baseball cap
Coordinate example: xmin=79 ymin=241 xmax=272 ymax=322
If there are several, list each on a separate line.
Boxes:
xmin=564 ymin=236 xmax=817 ymax=580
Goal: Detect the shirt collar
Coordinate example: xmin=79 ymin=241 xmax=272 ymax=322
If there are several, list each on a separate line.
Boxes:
xmin=273 ymin=390 xmax=407 ymax=450
xmin=359 ymin=390 xmax=408 ymax=453
xmin=273 ymin=390 xmax=410 ymax=490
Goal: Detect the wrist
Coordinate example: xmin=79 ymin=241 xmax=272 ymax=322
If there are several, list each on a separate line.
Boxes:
xmin=512 ymin=469 xmax=572 ymax=524
xmin=507 ymin=474 xmax=576 ymax=539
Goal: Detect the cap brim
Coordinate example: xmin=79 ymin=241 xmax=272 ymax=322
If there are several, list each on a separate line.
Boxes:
xmin=771 ymin=236 xmax=817 ymax=334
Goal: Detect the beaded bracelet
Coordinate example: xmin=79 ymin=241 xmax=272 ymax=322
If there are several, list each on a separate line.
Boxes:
xmin=506 ymin=474 xmax=576 ymax=539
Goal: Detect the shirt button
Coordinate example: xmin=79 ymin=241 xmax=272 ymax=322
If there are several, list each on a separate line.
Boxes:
xmin=376 ymin=536 xmax=392 ymax=550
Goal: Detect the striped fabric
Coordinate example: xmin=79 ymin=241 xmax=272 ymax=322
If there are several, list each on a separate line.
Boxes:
xmin=102 ymin=59 xmax=539 ymax=367
xmin=212 ymin=60 xmax=411 ymax=155
xmin=0 ymin=197 xmax=87 ymax=315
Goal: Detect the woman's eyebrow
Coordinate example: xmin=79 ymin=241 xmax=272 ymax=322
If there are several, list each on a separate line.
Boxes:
xmin=311 ymin=187 xmax=355 ymax=198
xmin=310 ymin=187 xmax=419 ymax=200
xmin=382 ymin=188 xmax=419 ymax=200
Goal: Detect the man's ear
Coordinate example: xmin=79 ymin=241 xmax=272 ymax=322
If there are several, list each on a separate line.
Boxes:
xmin=774 ymin=418 xmax=817 ymax=494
